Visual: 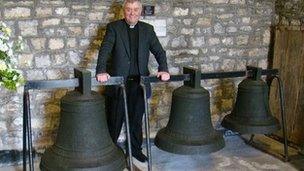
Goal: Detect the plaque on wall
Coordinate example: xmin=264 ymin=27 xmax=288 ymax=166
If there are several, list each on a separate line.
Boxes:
xmin=142 ymin=5 xmax=155 ymax=16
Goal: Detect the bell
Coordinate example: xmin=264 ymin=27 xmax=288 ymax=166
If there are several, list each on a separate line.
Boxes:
xmin=221 ymin=67 xmax=280 ymax=134
xmin=40 ymin=70 xmax=126 ymax=171
xmin=155 ymin=68 xmax=225 ymax=154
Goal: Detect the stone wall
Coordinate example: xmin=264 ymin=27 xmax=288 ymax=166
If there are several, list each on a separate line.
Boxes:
xmin=275 ymin=0 xmax=304 ymax=27
xmin=0 ymin=0 xmax=275 ymax=165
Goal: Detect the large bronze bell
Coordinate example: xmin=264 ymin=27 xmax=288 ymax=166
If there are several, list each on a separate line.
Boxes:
xmin=155 ymin=68 xmax=225 ymax=154
xmin=40 ymin=70 xmax=126 ymax=171
xmin=221 ymin=67 xmax=280 ymax=134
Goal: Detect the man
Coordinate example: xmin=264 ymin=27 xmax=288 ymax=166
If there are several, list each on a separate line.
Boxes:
xmin=95 ymin=0 xmax=170 ymax=162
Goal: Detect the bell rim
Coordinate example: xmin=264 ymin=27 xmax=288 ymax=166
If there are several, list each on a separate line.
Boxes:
xmin=40 ymin=147 xmax=126 ymax=171
xmin=154 ymin=128 xmax=225 ymax=155
xmin=221 ymin=114 xmax=281 ymax=134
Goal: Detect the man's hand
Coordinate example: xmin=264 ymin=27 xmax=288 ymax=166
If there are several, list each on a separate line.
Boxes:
xmin=96 ymin=73 xmax=110 ymax=82
xmin=157 ymin=71 xmax=170 ymax=81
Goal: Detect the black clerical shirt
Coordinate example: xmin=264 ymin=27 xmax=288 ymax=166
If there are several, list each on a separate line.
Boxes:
xmin=126 ymin=22 xmax=140 ymax=76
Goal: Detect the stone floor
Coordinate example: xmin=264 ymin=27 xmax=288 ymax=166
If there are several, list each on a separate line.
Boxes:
xmin=1 ymin=136 xmax=303 ymax=171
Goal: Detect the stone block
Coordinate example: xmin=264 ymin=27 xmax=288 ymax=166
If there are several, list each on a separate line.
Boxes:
xmin=242 ymin=17 xmax=251 ymax=24
xmin=183 ymin=19 xmax=192 ymax=25
xmin=197 ymin=17 xmax=212 ymax=26
xmin=18 ymin=20 xmax=38 ymax=36
xmin=174 ymin=57 xmax=193 ymax=64
xmin=63 ymin=18 xmax=81 ymax=25
xmin=228 ymin=49 xmax=245 ymax=56
xmin=240 ymin=26 xmax=252 ymax=32
xmin=18 ymin=54 xmax=33 ymax=68
xmin=209 ymin=56 xmax=220 ymax=61
xmin=89 ymin=12 xmax=104 ymax=21
xmin=52 ymin=53 xmax=67 ymax=66
xmin=42 ymin=18 xmax=61 ymax=27
xmin=171 ymin=36 xmax=187 ymax=48
xmin=72 ymin=5 xmax=89 ymax=10
xmin=230 ymin=0 xmax=246 ymax=4
xmin=36 ymin=7 xmax=52 ymax=17
xmin=84 ymin=24 xmax=99 ymax=37
xmin=236 ymin=35 xmax=249 ymax=45
xmin=4 ymin=7 xmax=31 ymax=19
xmin=190 ymin=36 xmax=205 ymax=47
xmin=42 ymin=28 xmax=55 ymax=36
xmin=208 ymin=37 xmax=220 ymax=45
xmin=201 ymin=64 xmax=214 ymax=72
xmin=258 ymin=59 xmax=268 ymax=69
xmin=249 ymin=48 xmax=263 ymax=57
xmin=173 ymin=7 xmax=189 ymax=16
xmin=214 ymin=23 xmax=225 ymax=34
xmin=49 ymin=39 xmax=64 ymax=50
xmin=263 ymin=29 xmax=270 ymax=45
xmin=40 ymin=0 xmax=64 ymax=5
xmin=208 ymin=0 xmax=229 ymax=4
xmin=35 ymin=54 xmax=51 ymax=68
xmin=26 ymin=70 xmax=46 ymax=80
xmin=46 ymin=69 xmax=63 ymax=79
xmin=181 ymin=28 xmax=194 ymax=35
xmin=55 ymin=7 xmax=69 ymax=15
xmin=218 ymin=14 xmax=234 ymax=20
xmin=31 ymin=38 xmax=46 ymax=51
xmin=66 ymin=38 xmax=77 ymax=48
xmin=68 ymin=50 xmax=81 ymax=65
xmin=68 ymin=27 xmax=83 ymax=36
xmin=80 ymin=38 xmax=90 ymax=47
xmin=226 ymin=26 xmax=237 ymax=33
xmin=191 ymin=8 xmax=204 ymax=15
xmin=222 ymin=59 xmax=236 ymax=70
xmin=235 ymin=60 xmax=247 ymax=70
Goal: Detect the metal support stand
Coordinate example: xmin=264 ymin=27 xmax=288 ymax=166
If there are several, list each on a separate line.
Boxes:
xmin=23 ymin=88 xmax=34 ymax=171
xmin=140 ymin=83 xmax=152 ymax=171
xmin=140 ymin=70 xmax=192 ymax=171
xmin=139 ymin=66 xmax=284 ymax=171
xmin=22 ymin=68 xmax=133 ymax=171
xmin=121 ymin=84 xmax=134 ymax=171
xmin=273 ymin=75 xmax=289 ymax=161
xmin=22 ymin=66 xmax=285 ymax=170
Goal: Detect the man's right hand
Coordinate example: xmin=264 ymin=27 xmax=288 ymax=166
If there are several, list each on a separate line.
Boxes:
xmin=96 ymin=73 xmax=110 ymax=82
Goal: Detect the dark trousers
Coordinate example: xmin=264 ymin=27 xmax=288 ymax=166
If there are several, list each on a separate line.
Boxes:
xmin=105 ymin=79 xmax=145 ymax=154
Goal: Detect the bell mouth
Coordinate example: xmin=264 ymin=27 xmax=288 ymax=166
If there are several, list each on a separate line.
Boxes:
xmin=221 ymin=114 xmax=281 ymax=134
xmin=155 ymin=128 xmax=225 ymax=155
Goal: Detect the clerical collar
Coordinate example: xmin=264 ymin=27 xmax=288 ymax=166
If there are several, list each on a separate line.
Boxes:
xmin=125 ymin=20 xmax=138 ymax=29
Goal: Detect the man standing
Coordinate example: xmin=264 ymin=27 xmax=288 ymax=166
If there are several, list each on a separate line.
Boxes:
xmin=96 ymin=0 xmax=170 ymax=162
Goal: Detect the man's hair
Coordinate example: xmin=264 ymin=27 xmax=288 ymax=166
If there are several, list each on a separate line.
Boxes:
xmin=123 ymin=0 xmax=142 ymax=7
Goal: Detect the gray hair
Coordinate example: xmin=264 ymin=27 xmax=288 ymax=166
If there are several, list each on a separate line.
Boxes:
xmin=123 ymin=0 xmax=142 ymax=8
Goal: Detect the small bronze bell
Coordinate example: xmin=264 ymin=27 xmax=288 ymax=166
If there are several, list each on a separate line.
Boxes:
xmin=155 ymin=68 xmax=225 ymax=154
xmin=221 ymin=67 xmax=280 ymax=134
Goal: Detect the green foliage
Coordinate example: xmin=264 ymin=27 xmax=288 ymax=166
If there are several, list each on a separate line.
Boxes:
xmin=0 ymin=22 xmax=24 ymax=91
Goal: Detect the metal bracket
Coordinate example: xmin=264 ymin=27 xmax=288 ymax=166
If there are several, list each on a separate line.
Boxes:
xmin=74 ymin=68 xmax=91 ymax=95
xmin=183 ymin=67 xmax=201 ymax=88
xmin=246 ymin=66 xmax=262 ymax=80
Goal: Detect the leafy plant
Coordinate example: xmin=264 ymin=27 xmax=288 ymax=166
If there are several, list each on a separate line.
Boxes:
xmin=0 ymin=22 xmax=24 ymax=91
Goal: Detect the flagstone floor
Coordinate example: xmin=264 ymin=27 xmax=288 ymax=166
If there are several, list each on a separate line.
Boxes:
xmin=1 ymin=136 xmax=302 ymax=171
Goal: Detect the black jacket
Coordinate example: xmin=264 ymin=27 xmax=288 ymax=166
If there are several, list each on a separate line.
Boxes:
xmin=96 ymin=19 xmax=168 ymax=97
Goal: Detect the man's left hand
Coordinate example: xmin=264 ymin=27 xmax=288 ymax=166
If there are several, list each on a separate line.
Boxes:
xmin=157 ymin=71 xmax=170 ymax=81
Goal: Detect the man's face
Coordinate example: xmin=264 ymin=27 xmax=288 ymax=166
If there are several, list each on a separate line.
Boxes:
xmin=124 ymin=2 xmax=142 ymax=25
